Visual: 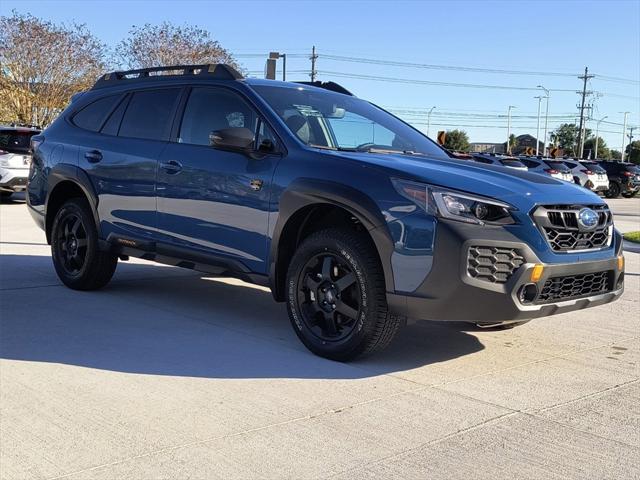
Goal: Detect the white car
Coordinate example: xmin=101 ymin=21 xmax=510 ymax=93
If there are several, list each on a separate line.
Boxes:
xmin=519 ymin=157 xmax=574 ymax=182
xmin=0 ymin=125 xmax=41 ymax=199
xmin=561 ymin=159 xmax=610 ymax=193
xmin=471 ymin=154 xmax=529 ymax=171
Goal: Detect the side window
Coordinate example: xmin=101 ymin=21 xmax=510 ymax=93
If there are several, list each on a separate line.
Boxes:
xmin=100 ymin=95 xmax=129 ymax=136
xmin=73 ymin=95 xmax=121 ymax=132
xmin=473 ymin=157 xmax=492 ymax=164
xmin=119 ymin=89 xmax=181 ymax=141
xmin=256 ymin=119 xmax=277 ymax=149
xmin=521 ymin=159 xmax=538 ymax=168
xmin=179 ymin=87 xmax=257 ymax=146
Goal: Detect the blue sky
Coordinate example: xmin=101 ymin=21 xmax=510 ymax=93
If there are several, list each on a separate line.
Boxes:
xmin=3 ymin=0 xmax=639 ymax=150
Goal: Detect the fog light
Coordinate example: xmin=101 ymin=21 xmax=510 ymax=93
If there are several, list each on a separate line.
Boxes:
xmin=530 ymin=264 xmax=544 ymax=283
xmin=618 ymin=255 xmax=624 ymax=270
xmin=518 ymin=283 xmax=538 ymax=303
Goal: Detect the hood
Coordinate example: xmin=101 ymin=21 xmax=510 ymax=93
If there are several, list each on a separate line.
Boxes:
xmin=332 ymin=151 xmax=603 ymax=211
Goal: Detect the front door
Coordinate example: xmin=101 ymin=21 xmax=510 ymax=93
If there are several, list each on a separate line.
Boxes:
xmin=156 ymin=86 xmax=280 ymax=273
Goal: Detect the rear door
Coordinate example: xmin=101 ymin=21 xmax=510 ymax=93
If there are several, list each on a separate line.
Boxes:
xmin=77 ymin=88 xmax=182 ymax=240
xmin=156 ymin=86 xmax=281 ymax=273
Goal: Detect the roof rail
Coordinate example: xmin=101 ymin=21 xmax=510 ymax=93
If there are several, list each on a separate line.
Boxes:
xmin=295 ymin=81 xmax=354 ymax=96
xmin=92 ymin=64 xmax=243 ymax=89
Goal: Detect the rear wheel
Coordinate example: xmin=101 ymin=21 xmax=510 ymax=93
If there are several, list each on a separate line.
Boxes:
xmin=605 ymin=182 xmax=621 ymax=198
xmin=622 ymin=191 xmax=637 ymax=198
xmin=0 ymin=192 xmax=13 ymax=200
xmin=286 ymin=228 xmax=402 ymax=361
xmin=51 ymin=198 xmax=118 ymax=290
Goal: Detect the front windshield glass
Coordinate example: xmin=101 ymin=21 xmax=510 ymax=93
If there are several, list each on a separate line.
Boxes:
xmin=252 ymin=84 xmax=449 ymax=159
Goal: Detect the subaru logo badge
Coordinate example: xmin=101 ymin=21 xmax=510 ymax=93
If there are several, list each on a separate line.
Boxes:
xmin=577 ymin=208 xmax=599 ymax=230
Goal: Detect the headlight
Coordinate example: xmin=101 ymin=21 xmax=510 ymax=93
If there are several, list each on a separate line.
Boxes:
xmin=391 ymin=178 xmax=516 ymax=225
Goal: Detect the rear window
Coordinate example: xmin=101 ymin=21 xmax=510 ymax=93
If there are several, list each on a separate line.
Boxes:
xmin=499 ymin=159 xmax=526 ymax=168
xmin=544 ymin=160 xmax=571 ymax=172
xmin=625 ymin=165 xmax=640 ymax=174
xmin=118 ymin=89 xmax=181 ymax=141
xmin=521 ymin=159 xmax=540 ymax=168
xmin=0 ymin=129 xmax=39 ymax=154
xmin=580 ymin=162 xmax=606 ymax=173
xmin=73 ymin=95 xmax=121 ymax=132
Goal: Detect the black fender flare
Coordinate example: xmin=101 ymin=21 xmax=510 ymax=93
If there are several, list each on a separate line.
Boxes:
xmin=269 ymin=178 xmax=396 ymax=299
xmin=45 ymin=164 xmax=100 ymax=242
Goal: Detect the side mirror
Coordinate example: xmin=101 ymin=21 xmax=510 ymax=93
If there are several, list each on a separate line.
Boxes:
xmin=258 ymin=139 xmax=275 ymax=153
xmin=209 ymin=127 xmax=255 ymax=151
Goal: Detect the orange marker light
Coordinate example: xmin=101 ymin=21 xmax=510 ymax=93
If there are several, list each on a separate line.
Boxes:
xmin=618 ymin=255 xmax=624 ymax=270
xmin=530 ymin=264 xmax=544 ymax=283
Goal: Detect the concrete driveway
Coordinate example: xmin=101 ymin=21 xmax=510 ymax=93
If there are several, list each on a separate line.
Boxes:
xmin=1 ymin=194 xmax=638 ymax=479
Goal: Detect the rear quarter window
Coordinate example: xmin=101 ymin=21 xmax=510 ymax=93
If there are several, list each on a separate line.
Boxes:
xmin=72 ymin=95 xmax=122 ymax=132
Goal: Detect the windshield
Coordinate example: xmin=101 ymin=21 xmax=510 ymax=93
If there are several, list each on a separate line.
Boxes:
xmin=252 ymin=85 xmax=449 ymax=158
xmin=0 ymin=129 xmax=38 ymax=154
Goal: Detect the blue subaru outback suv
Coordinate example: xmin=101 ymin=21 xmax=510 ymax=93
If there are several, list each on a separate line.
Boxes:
xmin=27 ymin=64 xmax=625 ymax=360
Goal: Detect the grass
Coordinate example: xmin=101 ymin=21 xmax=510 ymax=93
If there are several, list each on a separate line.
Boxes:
xmin=623 ymin=231 xmax=640 ymax=243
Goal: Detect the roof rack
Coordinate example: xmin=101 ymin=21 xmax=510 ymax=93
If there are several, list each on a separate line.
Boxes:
xmin=295 ymin=81 xmax=353 ymax=96
xmin=92 ymin=64 xmax=243 ymax=90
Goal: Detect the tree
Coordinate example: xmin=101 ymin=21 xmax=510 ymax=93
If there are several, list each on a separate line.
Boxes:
xmin=550 ymin=123 xmax=592 ymax=157
xmin=0 ymin=12 xmax=108 ymax=127
xmin=116 ymin=22 xmax=241 ymax=71
xmin=507 ymin=134 xmax=518 ymax=154
xmin=443 ymin=129 xmax=470 ymax=151
xmin=583 ymin=136 xmax=609 ymax=160
xmin=610 ymin=150 xmax=622 ymax=160
xmin=625 ymin=141 xmax=640 ymax=165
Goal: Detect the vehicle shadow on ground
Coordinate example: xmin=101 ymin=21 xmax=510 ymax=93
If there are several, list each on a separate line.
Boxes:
xmin=0 ymin=254 xmax=484 ymax=379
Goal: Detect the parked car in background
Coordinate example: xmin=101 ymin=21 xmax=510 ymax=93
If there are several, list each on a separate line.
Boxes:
xmin=519 ymin=157 xmax=574 ymax=182
xmin=0 ymin=124 xmax=42 ymax=199
xmin=562 ymin=158 xmax=609 ymax=193
xmin=472 ymin=153 xmax=528 ymax=171
xmin=26 ymin=64 xmax=625 ymax=360
xmin=598 ymin=161 xmax=640 ymax=198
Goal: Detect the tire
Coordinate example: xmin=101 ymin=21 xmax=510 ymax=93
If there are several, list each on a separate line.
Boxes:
xmin=51 ymin=197 xmax=118 ymax=290
xmin=0 ymin=192 xmax=13 ymax=200
xmin=605 ymin=182 xmax=621 ymax=199
xmin=622 ymin=191 xmax=636 ymax=198
xmin=286 ymin=228 xmax=402 ymax=361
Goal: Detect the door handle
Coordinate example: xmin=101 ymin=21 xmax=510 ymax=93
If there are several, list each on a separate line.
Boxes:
xmin=84 ymin=150 xmax=103 ymax=163
xmin=160 ymin=160 xmax=182 ymax=174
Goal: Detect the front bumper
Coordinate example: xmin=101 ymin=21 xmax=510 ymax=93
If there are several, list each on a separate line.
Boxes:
xmin=0 ymin=167 xmax=29 ymax=192
xmin=387 ymin=221 xmax=624 ymax=323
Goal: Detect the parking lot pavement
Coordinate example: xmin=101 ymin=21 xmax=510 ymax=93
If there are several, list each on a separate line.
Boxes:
xmin=1 ymin=194 xmax=639 ymax=480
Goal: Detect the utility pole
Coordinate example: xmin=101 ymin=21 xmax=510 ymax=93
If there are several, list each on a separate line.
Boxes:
xmin=310 ymin=46 xmax=318 ymax=82
xmin=580 ymin=104 xmax=592 ymax=159
xmin=535 ymin=96 xmax=543 ymax=155
xmin=507 ymin=105 xmax=516 ymax=154
xmin=621 ymin=111 xmax=630 ymax=161
xmin=576 ymin=67 xmax=594 ymax=159
xmin=538 ymin=85 xmax=550 ymax=155
xmin=594 ymin=115 xmax=608 ymax=160
xmin=426 ymin=106 xmax=436 ymax=137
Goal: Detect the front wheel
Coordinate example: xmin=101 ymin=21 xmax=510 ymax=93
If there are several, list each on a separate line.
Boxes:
xmin=286 ymin=228 xmax=402 ymax=361
xmin=51 ymin=198 xmax=118 ymax=290
xmin=622 ymin=191 xmax=637 ymax=198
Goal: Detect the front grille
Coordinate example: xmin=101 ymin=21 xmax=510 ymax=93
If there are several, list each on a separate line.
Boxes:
xmin=467 ymin=246 xmax=525 ymax=284
xmin=537 ymin=271 xmax=612 ymax=303
xmin=532 ymin=204 xmax=612 ymax=252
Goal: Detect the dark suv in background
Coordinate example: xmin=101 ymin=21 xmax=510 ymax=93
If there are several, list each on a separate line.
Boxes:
xmin=598 ymin=161 xmax=640 ymax=198
xmin=26 ymin=64 xmax=625 ymax=360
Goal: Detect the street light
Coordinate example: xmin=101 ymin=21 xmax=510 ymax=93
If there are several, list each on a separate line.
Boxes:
xmin=537 ymin=85 xmax=550 ymax=155
xmin=507 ymin=105 xmax=516 ymax=154
xmin=620 ymin=111 xmax=630 ymax=161
xmin=269 ymin=51 xmax=287 ymax=81
xmin=535 ymin=96 xmax=543 ymax=155
xmin=426 ymin=106 xmax=436 ymax=137
xmin=594 ymin=115 xmax=608 ymax=160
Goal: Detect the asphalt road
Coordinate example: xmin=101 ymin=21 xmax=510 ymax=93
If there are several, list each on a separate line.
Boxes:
xmin=1 ymin=193 xmax=639 ymax=480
